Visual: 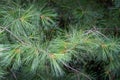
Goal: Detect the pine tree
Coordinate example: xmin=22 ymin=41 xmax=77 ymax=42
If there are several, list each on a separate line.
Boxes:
xmin=0 ymin=0 xmax=120 ymax=80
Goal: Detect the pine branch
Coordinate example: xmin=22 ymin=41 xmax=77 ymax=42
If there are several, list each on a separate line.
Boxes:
xmin=62 ymin=62 xmax=91 ymax=80
xmin=0 ymin=26 xmax=25 ymax=44
xmin=9 ymin=68 xmax=17 ymax=80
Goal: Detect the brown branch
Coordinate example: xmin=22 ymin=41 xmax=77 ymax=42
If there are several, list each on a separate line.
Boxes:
xmin=92 ymin=27 xmax=120 ymax=31
xmin=62 ymin=62 xmax=91 ymax=80
xmin=0 ymin=26 xmax=25 ymax=44
xmin=8 ymin=68 xmax=17 ymax=80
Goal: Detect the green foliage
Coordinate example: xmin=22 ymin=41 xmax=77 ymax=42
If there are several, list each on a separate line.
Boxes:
xmin=0 ymin=0 xmax=120 ymax=80
xmin=40 ymin=8 xmax=57 ymax=30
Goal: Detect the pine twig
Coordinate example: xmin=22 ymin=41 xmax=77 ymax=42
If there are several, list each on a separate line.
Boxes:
xmin=62 ymin=62 xmax=91 ymax=80
xmin=0 ymin=26 xmax=25 ymax=44
xmin=8 ymin=68 xmax=17 ymax=80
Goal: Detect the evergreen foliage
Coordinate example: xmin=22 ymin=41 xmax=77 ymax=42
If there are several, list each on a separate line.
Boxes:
xmin=0 ymin=0 xmax=120 ymax=80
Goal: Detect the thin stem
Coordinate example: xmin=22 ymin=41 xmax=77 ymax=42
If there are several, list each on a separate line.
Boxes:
xmin=0 ymin=26 xmax=24 ymax=44
xmin=9 ymin=68 xmax=17 ymax=80
xmin=62 ymin=62 xmax=91 ymax=80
